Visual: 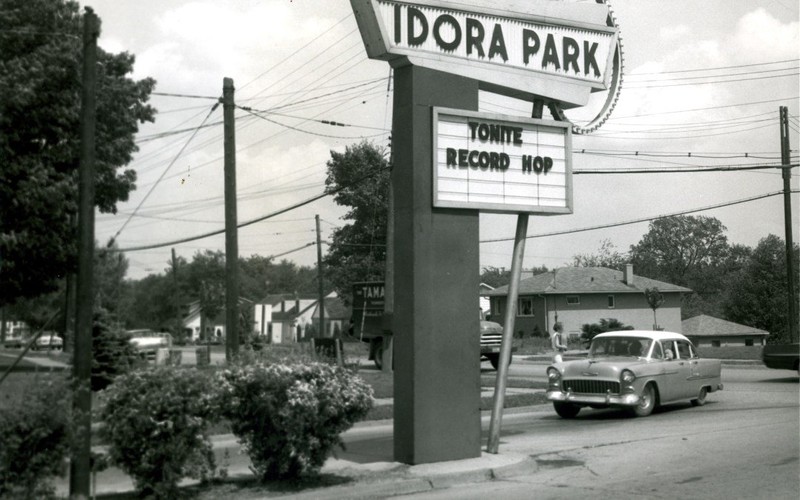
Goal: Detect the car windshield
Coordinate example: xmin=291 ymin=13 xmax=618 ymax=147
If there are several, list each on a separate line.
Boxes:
xmin=589 ymin=337 xmax=652 ymax=359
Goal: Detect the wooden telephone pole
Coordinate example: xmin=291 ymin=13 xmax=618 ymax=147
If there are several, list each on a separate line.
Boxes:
xmin=223 ymin=77 xmax=240 ymax=359
xmin=70 ymin=7 xmax=99 ymax=499
xmin=316 ymin=214 xmax=325 ymax=337
xmin=780 ymin=106 xmax=798 ymax=344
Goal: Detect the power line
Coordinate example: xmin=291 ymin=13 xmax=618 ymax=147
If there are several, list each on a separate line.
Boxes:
xmin=151 ymin=91 xmax=219 ymax=100
xmin=627 ymin=58 xmax=799 ymax=76
xmin=479 ymin=191 xmax=796 ymax=244
xmin=574 ymin=163 xmax=797 ymax=174
xmin=625 ymin=71 xmax=798 ymax=89
xmin=627 ymin=65 xmax=799 ymax=83
xmin=117 ymin=165 xmax=391 ymax=252
xmin=608 ymin=97 xmax=798 ymax=120
xmin=109 ymin=103 xmax=220 ymax=246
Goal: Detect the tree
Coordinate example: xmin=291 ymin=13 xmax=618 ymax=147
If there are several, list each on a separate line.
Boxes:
xmin=723 ymin=235 xmax=799 ymax=344
xmin=322 ymin=141 xmax=390 ymax=302
xmin=572 ymin=239 xmax=628 ymax=270
xmin=580 ymin=318 xmax=634 ymax=344
xmin=644 ymin=287 xmax=665 ymax=329
xmin=629 ymin=215 xmax=736 ymax=318
xmin=0 ymin=0 xmax=156 ymax=306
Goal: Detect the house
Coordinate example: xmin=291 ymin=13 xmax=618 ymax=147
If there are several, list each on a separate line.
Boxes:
xmin=252 ymin=292 xmax=350 ymax=343
xmin=183 ymin=297 xmax=253 ymax=342
xmin=479 ymin=283 xmax=494 ymax=318
xmin=682 ymin=315 xmax=769 ymax=347
xmin=485 ymin=265 xmax=692 ymax=338
xmin=253 ymin=294 xmax=317 ymax=343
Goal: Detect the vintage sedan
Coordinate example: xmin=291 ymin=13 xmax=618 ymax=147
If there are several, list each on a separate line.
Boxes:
xmin=547 ymin=331 xmax=723 ymax=418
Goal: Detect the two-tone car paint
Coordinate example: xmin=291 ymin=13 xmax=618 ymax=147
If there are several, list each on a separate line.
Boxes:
xmin=546 ymin=330 xmax=723 ymax=418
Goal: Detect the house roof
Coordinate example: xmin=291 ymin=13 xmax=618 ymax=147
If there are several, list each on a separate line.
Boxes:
xmin=486 ymin=267 xmax=692 ymax=296
xmin=682 ymin=315 xmax=769 ymax=337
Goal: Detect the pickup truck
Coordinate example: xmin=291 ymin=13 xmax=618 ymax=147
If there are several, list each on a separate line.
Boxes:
xmin=762 ymin=343 xmax=799 ymax=373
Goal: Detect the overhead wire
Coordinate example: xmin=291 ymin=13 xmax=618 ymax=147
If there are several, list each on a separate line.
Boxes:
xmin=108 ymin=102 xmax=220 ymax=246
xmin=479 ymin=191 xmax=798 ymax=245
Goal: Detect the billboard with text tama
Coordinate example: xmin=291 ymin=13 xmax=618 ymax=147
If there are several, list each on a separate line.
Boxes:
xmin=433 ymin=108 xmax=573 ymax=215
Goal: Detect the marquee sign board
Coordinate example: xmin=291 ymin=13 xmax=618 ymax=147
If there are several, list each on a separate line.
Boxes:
xmin=433 ymin=108 xmax=572 ymax=214
xmin=350 ymin=0 xmax=618 ymax=107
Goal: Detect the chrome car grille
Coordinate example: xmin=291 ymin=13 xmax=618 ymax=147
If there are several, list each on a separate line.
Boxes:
xmin=563 ymin=379 xmax=620 ymax=394
xmin=480 ymin=332 xmax=503 ymax=347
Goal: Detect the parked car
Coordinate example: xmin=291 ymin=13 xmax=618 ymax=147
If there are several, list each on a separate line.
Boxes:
xmin=3 ymin=332 xmax=24 ymax=349
xmin=546 ymin=330 xmax=723 ymax=418
xmin=762 ymin=342 xmax=799 ymax=373
xmin=34 ymin=333 xmax=63 ymax=350
xmin=128 ymin=330 xmax=172 ymax=359
xmin=480 ymin=320 xmax=515 ymax=370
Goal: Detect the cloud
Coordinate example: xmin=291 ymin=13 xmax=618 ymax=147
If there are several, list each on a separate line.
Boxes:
xmin=725 ymin=7 xmax=799 ymax=61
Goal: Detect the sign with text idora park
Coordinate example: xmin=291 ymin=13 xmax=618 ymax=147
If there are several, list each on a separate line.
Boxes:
xmin=433 ymin=108 xmax=572 ymax=214
xmin=351 ymin=0 xmax=618 ymax=107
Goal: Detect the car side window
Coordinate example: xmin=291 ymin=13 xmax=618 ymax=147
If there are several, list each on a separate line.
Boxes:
xmin=651 ymin=341 xmax=664 ymax=359
xmin=661 ymin=340 xmax=675 ymax=360
xmin=676 ymin=340 xmax=692 ymax=360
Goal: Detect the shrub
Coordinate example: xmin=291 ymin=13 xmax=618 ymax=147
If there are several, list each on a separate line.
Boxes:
xmin=0 ymin=375 xmax=71 ymax=499
xmin=217 ymin=361 xmax=373 ymax=480
xmin=92 ymin=310 xmax=141 ymax=391
xmin=99 ymin=367 xmax=220 ymax=498
xmin=580 ymin=318 xmax=634 ymax=344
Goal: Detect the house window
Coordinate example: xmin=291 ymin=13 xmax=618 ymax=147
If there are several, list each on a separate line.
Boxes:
xmin=566 ymin=295 xmax=580 ymax=306
xmin=607 ymin=295 xmax=615 ymax=308
xmin=711 ymin=340 xmax=721 ymax=347
xmin=745 ymin=338 xmax=754 ymax=346
xmin=518 ymin=297 xmax=534 ymax=316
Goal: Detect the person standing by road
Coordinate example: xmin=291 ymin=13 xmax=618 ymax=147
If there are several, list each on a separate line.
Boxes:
xmin=550 ymin=322 xmax=568 ymax=363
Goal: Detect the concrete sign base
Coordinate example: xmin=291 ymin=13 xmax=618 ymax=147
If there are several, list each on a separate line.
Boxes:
xmin=391 ymin=65 xmax=482 ymax=464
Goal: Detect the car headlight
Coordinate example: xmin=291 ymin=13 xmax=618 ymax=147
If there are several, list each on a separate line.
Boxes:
xmin=547 ymin=368 xmax=562 ymax=383
xmin=621 ymin=369 xmax=636 ymax=384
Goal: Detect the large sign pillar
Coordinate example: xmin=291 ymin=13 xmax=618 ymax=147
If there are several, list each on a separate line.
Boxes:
xmin=392 ymin=65 xmax=481 ymax=463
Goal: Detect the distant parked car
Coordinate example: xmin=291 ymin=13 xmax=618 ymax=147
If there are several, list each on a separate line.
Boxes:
xmin=34 ymin=333 xmax=63 ymax=350
xmin=762 ymin=343 xmax=799 ymax=373
xmin=128 ymin=330 xmax=172 ymax=359
xmin=3 ymin=332 xmax=24 ymax=349
xmin=480 ymin=320 xmax=516 ymax=370
xmin=547 ymin=331 xmax=723 ymax=418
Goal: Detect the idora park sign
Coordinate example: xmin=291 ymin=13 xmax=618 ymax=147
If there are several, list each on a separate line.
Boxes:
xmin=350 ymin=0 xmax=621 ymax=466
xmin=434 ymin=108 xmax=572 ymax=214
xmin=351 ymin=0 xmax=618 ymax=107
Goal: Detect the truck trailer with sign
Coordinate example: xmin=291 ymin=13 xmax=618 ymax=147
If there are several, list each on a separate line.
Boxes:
xmin=350 ymin=281 xmax=511 ymax=369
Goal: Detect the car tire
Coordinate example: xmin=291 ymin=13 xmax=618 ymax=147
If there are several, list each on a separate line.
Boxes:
xmin=488 ymin=353 xmax=512 ymax=370
xmin=690 ymin=386 xmax=708 ymax=407
xmin=374 ymin=342 xmax=384 ymax=370
xmin=553 ymin=402 xmax=581 ymax=418
xmin=629 ymin=383 xmax=657 ymax=417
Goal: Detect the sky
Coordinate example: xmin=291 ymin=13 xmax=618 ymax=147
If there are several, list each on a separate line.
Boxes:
xmin=84 ymin=0 xmax=800 ymax=281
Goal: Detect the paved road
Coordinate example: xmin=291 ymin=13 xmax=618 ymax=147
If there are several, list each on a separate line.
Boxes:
xmin=388 ymin=366 xmax=800 ymax=499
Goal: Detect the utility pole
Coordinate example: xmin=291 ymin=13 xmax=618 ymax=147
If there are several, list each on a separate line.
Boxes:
xmin=70 ymin=7 xmax=99 ymax=499
xmin=316 ymin=214 xmax=325 ymax=337
xmin=223 ymin=77 xmax=240 ymax=360
xmin=780 ymin=106 xmax=798 ymax=344
xmin=487 ymin=99 xmax=544 ymax=454
xmin=172 ymin=248 xmax=182 ymax=342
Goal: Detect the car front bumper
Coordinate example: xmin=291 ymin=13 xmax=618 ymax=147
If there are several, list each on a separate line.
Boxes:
xmin=547 ymin=389 xmax=641 ymax=407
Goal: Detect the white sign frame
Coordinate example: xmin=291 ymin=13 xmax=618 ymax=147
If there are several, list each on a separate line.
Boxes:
xmin=432 ymin=108 xmax=573 ymax=215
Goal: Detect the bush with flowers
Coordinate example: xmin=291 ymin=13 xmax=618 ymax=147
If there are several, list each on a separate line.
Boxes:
xmin=217 ymin=361 xmax=374 ymax=480
xmin=0 ymin=375 xmax=71 ymax=499
xmin=99 ymin=367 xmax=221 ymax=498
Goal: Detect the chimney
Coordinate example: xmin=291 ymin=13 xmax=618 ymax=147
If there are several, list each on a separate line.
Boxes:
xmin=624 ymin=264 xmax=634 ymax=286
